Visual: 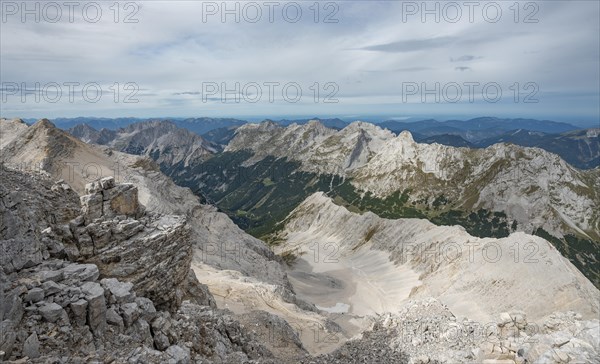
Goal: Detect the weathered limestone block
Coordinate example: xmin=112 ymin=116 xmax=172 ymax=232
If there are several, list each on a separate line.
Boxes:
xmin=39 ymin=302 xmax=65 ymax=323
xmin=22 ymin=332 xmax=40 ymax=359
xmin=81 ymin=282 xmax=106 ymax=335
xmin=80 ymin=194 xmax=103 ymax=224
xmin=100 ymin=278 xmax=134 ymax=304
xmin=70 ymin=299 xmax=88 ymax=326
xmin=24 ymin=288 xmax=44 ymax=303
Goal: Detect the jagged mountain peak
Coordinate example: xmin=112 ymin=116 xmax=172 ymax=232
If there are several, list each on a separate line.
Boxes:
xmin=258 ymin=119 xmax=280 ymax=129
xmin=23 ymin=117 xmax=80 ymax=149
xmin=71 ymin=123 xmax=98 ymax=132
xmin=223 ymin=119 xmax=599 ymax=245
xmin=32 ymin=118 xmax=56 ymax=129
xmin=305 ymin=119 xmax=328 ymax=129
xmin=120 ymin=119 xmax=177 ymax=132
xmin=290 ymin=119 xmax=333 ymax=134
xmin=338 ymin=121 xmax=396 ymax=144
xmin=235 ymin=119 xmax=281 ymax=133
xmin=0 ymin=117 xmax=27 ymax=124
xmin=65 ymin=119 xmax=216 ymax=169
xmin=396 ymin=130 xmax=416 ymax=143
xmin=345 ymin=120 xmax=387 ymax=133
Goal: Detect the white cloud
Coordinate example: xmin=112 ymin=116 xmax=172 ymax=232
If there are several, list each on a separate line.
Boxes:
xmin=0 ymin=0 xmax=598 ymax=122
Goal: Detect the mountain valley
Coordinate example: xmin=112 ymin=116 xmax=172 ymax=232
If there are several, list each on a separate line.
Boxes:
xmin=2 ymin=117 xmax=598 ymax=363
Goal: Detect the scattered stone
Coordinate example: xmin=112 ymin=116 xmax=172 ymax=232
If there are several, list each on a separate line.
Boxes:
xmin=39 ymin=302 xmax=64 ymax=322
xmin=80 ymin=193 xmax=104 ymax=224
xmin=101 ymin=278 xmax=134 ymax=304
xmin=154 ymin=332 xmax=170 ymax=351
xmin=63 ymin=264 xmax=99 ymax=282
xmin=42 ymin=281 xmax=62 ymax=295
xmin=38 ymin=270 xmax=63 ymax=282
xmin=120 ymin=302 xmax=139 ymax=327
xmin=0 ymin=239 xmax=43 ymax=272
xmin=165 ymin=345 xmax=190 ymax=364
xmin=106 ymin=308 xmax=124 ymax=330
xmin=24 ymin=288 xmax=44 ymax=303
xmin=498 ymin=312 xmax=513 ymax=327
xmin=99 ymin=177 xmax=115 ymax=190
xmin=0 ymin=320 xmax=17 ymax=358
xmin=135 ymin=297 xmax=156 ymax=320
xmin=22 ymin=332 xmax=40 ymax=359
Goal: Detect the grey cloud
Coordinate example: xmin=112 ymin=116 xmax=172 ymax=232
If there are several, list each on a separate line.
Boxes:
xmin=358 ymin=31 xmax=527 ymax=54
xmin=359 ymin=36 xmax=456 ymax=53
xmin=450 ymin=55 xmax=481 ymax=62
xmin=454 ymin=67 xmax=472 ymax=72
xmin=363 ymin=67 xmax=432 ymax=73
xmin=173 ymin=91 xmax=201 ymax=96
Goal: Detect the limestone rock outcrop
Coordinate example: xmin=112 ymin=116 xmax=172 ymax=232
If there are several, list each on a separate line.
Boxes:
xmin=0 ymin=168 xmax=295 ymax=362
xmin=55 ymin=176 xmax=190 ymax=311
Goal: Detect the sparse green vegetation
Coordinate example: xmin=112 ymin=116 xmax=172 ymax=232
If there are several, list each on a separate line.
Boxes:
xmin=280 ymin=249 xmax=304 ymax=266
xmin=163 ymin=149 xmax=599 ymax=288
xmin=262 ymin=177 xmax=275 ymax=186
xmin=352 ymin=224 xmax=380 ymax=251
xmin=534 ymin=228 xmax=600 ymax=288
xmin=364 ymin=225 xmax=378 ymax=242
xmin=432 ymin=209 xmax=510 ymax=238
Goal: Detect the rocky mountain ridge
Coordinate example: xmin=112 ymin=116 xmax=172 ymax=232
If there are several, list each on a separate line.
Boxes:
xmin=276 ymin=192 xmax=599 ymax=320
xmin=227 ymin=120 xmax=599 ymax=241
xmin=416 ymin=128 xmax=600 ymax=170
xmin=0 ymin=118 xmax=345 ymax=360
xmin=68 ymin=120 xmax=217 ymax=168
xmin=275 ymin=192 xmax=600 ymax=363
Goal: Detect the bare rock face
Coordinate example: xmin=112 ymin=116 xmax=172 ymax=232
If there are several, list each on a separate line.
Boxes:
xmin=0 ymin=168 xmax=288 ymax=362
xmin=70 ymin=177 xmax=191 ymax=311
xmin=0 ymin=170 xmax=80 ymax=270
xmin=81 ymin=176 xmax=143 ymax=223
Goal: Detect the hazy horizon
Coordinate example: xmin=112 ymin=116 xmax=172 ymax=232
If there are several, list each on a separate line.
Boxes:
xmin=6 ymin=114 xmax=599 ymax=129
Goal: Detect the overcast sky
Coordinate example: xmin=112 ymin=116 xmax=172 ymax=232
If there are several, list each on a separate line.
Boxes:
xmin=1 ymin=1 xmax=599 ymax=125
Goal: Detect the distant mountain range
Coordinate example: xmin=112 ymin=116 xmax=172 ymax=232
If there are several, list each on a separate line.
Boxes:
xmin=44 ymin=117 xmax=146 ymax=130
xmin=68 ymin=120 xmax=216 ymax=168
xmin=47 ymin=116 xmax=346 ymax=132
xmin=414 ymin=128 xmax=599 ymax=169
xmin=53 ymin=116 xmax=599 ymax=170
xmin=46 ymin=117 xmax=247 ymax=135
xmin=378 ymin=117 xmax=581 ymax=141
xmin=45 ymin=115 xmax=593 ymax=139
